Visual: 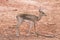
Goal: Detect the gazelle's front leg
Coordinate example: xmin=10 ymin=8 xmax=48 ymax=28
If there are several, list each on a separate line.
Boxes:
xmin=24 ymin=20 xmax=34 ymax=36
xmin=16 ymin=16 xmax=23 ymax=36
xmin=26 ymin=21 xmax=35 ymax=36
xmin=29 ymin=21 xmax=38 ymax=36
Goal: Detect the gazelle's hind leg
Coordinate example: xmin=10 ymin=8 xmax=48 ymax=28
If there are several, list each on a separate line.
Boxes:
xmin=16 ymin=16 xmax=23 ymax=36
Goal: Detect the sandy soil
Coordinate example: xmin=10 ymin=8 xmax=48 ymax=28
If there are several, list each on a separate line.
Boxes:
xmin=0 ymin=0 xmax=60 ymax=40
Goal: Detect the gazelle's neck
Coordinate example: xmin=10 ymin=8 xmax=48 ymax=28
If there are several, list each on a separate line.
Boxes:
xmin=37 ymin=13 xmax=42 ymax=21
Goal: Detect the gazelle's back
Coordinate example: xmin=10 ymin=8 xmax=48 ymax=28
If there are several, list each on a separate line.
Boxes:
xmin=18 ymin=14 xmax=38 ymax=21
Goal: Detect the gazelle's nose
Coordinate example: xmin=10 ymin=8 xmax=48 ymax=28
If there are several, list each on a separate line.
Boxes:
xmin=44 ymin=14 xmax=47 ymax=16
xmin=41 ymin=12 xmax=47 ymax=16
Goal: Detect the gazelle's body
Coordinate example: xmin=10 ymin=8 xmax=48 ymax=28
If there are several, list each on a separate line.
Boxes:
xmin=16 ymin=14 xmax=38 ymax=21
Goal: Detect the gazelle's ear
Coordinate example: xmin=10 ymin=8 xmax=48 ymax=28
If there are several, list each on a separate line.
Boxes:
xmin=39 ymin=6 xmax=46 ymax=12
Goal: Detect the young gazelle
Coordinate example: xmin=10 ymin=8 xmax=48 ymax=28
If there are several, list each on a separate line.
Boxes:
xmin=16 ymin=8 xmax=47 ymax=36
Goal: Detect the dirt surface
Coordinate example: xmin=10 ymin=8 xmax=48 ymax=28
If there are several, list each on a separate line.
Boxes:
xmin=0 ymin=0 xmax=60 ymax=40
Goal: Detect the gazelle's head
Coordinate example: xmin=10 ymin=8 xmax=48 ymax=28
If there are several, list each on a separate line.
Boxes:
xmin=37 ymin=8 xmax=47 ymax=21
xmin=39 ymin=8 xmax=47 ymax=16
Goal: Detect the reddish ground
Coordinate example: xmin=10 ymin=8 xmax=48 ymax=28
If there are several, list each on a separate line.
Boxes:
xmin=0 ymin=0 xmax=60 ymax=40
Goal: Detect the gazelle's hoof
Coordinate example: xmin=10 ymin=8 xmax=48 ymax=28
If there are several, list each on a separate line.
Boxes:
xmin=16 ymin=34 xmax=20 ymax=37
xmin=33 ymin=32 xmax=40 ymax=37
xmin=26 ymin=33 xmax=31 ymax=36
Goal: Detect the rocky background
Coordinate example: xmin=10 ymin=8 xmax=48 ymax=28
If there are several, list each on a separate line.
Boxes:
xmin=0 ymin=0 xmax=60 ymax=40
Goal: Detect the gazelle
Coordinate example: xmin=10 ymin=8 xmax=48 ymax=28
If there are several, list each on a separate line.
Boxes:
xmin=16 ymin=8 xmax=47 ymax=36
